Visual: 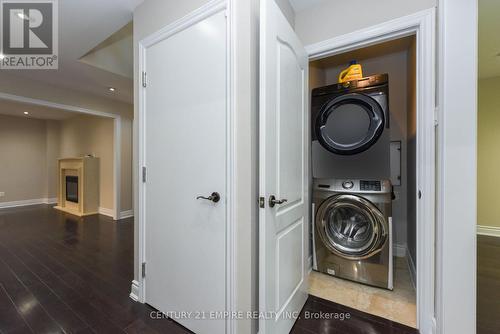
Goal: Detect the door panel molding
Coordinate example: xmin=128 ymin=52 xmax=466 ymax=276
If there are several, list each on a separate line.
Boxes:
xmin=136 ymin=1 xmax=236 ymax=333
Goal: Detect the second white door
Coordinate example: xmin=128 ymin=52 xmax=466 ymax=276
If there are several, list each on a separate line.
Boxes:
xmin=259 ymin=0 xmax=310 ymax=333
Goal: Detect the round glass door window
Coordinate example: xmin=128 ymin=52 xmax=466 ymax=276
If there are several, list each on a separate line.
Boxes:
xmin=315 ymin=93 xmax=385 ymax=155
xmin=316 ymin=194 xmax=387 ymax=260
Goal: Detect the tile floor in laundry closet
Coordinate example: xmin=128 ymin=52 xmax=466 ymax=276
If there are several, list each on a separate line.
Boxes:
xmin=309 ymin=257 xmax=417 ymax=328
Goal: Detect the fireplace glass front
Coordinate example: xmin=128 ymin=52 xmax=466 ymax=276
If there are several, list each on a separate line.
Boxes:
xmin=66 ymin=176 xmax=79 ymax=203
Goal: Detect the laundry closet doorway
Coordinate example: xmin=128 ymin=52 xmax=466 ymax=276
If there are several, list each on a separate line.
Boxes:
xmin=304 ymin=10 xmax=436 ymax=334
xmin=259 ymin=3 xmax=436 ymax=334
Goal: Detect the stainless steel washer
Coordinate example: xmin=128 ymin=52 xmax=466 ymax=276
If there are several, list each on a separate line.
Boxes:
xmin=312 ymin=178 xmax=393 ymax=290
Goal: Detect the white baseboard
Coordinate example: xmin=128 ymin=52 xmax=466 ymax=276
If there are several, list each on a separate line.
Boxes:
xmin=129 ymin=280 xmax=140 ymax=302
xmin=98 ymin=207 xmax=115 ymax=218
xmin=99 ymin=208 xmax=134 ymax=220
xmin=0 ymin=200 xmax=131 ymax=222
xmin=393 ymin=243 xmax=407 ymax=258
xmin=119 ymin=209 xmax=134 ymax=220
xmin=0 ymin=197 xmax=58 ymax=209
xmin=477 ymin=225 xmax=500 ymax=237
xmin=406 ymin=246 xmax=417 ymax=290
xmin=46 ymin=197 xmax=58 ymax=204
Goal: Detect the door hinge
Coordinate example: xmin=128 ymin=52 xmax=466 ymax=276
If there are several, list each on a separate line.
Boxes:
xmin=142 ymin=166 xmax=147 ymax=183
xmin=259 ymin=196 xmax=265 ymax=208
xmin=434 ymin=106 xmax=439 ymax=127
xmin=142 ymin=262 xmax=146 ymax=278
xmin=142 ymin=71 xmax=147 ymax=88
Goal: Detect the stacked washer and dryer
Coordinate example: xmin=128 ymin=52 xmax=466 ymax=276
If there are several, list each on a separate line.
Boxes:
xmin=311 ymin=74 xmax=394 ymax=290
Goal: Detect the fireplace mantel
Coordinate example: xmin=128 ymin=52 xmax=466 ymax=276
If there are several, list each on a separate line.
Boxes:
xmin=54 ymin=157 xmax=99 ymax=217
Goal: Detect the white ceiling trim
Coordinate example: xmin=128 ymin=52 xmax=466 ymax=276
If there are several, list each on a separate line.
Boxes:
xmin=0 ymin=91 xmax=116 ymax=119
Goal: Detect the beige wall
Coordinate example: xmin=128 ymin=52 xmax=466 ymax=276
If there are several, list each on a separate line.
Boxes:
xmin=478 ymin=76 xmax=500 ymax=228
xmin=0 ymin=69 xmax=133 ymax=213
xmin=59 ymin=115 xmax=115 ymax=211
xmin=294 ymin=0 xmax=436 ymax=45
xmin=45 ymin=120 xmax=61 ymax=199
xmin=0 ymin=115 xmax=50 ymax=202
xmin=0 ymin=113 xmax=133 ymax=214
xmin=120 ymin=117 xmax=133 ymax=212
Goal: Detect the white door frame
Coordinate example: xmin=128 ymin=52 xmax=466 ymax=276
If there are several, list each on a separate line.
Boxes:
xmin=306 ymin=8 xmax=436 ymax=333
xmin=135 ymin=0 xmax=236 ymax=332
xmin=436 ymin=0 xmax=477 ymax=333
xmin=0 ymin=91 xmax=123 ymax=220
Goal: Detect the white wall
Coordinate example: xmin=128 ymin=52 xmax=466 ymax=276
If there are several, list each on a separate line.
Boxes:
xmin=294 ymin=0 xmax=436 ymax=46
xmin=274 ymin=0 xmax=295 ymax=27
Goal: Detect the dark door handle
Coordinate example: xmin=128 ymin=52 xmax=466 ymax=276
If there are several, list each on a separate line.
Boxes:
xmin=196 ymin=192 xmax=220 ymax=203
xmin=269 ymin=195 xmax=287 ymax=208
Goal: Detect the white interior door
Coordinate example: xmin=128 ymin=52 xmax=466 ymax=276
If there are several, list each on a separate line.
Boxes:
xmin=143 ymin=10 xmax=227 ymax=334
xmin=259 ymin=1 xmax=309 ymax=333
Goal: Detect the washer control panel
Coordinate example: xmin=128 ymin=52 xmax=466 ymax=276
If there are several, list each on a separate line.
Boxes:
xmin=313 ymin=179 xmax=391 ymax=193
xmin=360 ymin=180 xmax=381 ymax=191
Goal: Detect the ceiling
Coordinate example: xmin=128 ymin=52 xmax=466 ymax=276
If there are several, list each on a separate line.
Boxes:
xmin=289 ymin=0 xmax=326 ymax=12
xmin=80 ymin=22 xmax=134 ymax=79
xmin=312 ymin=36 xmax=414 ymax=69
xmin=0 ymin=99 xmax=80 ymax=120
xmin=479 ymin=0 xmax=500 ymax=79
xmin=3 ymin=0 xmax=142 ymax=103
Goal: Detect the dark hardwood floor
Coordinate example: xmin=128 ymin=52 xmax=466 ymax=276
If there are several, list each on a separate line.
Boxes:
xmin=0 ymin=205 xmax=418 ymax=334
xmin=477 ymin=235 xmax=500 ymax=334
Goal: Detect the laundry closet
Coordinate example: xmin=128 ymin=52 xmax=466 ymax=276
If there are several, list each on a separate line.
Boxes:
xmin=306 ymin=36 xmax=418 ymax=326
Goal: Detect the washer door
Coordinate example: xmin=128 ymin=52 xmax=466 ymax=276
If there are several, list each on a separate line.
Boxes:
xmin=315 ymin=93 xmax=385 ymax=155
xmin=316 ymin=194 xmax=387 ymax=260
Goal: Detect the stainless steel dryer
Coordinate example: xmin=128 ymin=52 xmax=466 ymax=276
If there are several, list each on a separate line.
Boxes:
xmin=312 ymin=178 xmax=393 ymax=290
xmin=311 ymin=74 xmax=391 ymax=179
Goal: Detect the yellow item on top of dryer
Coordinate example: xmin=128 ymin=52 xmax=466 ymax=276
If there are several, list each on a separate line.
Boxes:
xmin=338 ymin=61 xmax=363 ymax=83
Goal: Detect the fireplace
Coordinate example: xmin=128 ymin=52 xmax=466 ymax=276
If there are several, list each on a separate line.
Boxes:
xmin=56 ymin=158 xmax=99 ymax=217
xmin=66 ymin=176 xmax=79 ymax=203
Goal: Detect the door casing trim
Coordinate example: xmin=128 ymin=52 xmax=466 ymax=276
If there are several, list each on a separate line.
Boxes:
xmin=306 ymin=8 xmax=436 ymax=333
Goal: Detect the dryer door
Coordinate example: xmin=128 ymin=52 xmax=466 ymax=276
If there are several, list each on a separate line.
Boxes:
xmin=316 ymin=194 xmax=387 ymax=260
xmin=315 ymin=93 xmax=385 ymax=155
